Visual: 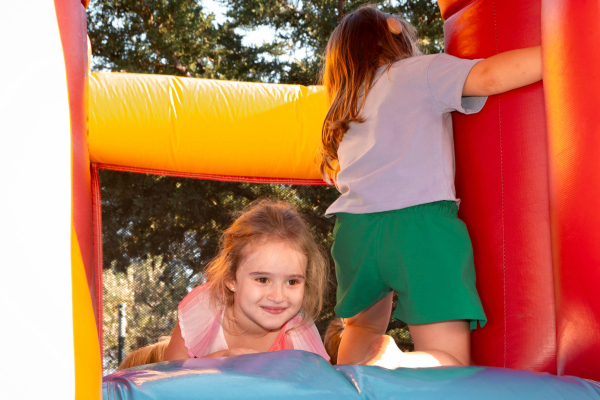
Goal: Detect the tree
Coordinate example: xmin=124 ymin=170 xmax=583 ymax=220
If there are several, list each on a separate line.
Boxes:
xmin=221 ymin=0 xmax=444 ymax=84
xmin=100 ymin=171 xmax=338 ymax=277
xmin=88 ymin=0 xmax=286 ymax=81
xmin=88 ymin=0 xmax=443 ymax=84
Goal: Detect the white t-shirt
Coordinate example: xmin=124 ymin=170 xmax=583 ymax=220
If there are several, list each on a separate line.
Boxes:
xmin=325 ymin=53 xmax=487 ymax=216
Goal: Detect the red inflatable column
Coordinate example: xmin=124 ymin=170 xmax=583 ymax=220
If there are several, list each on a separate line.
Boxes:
xmin=55 ymin=0 xmax=101 ymax=397
xmin=55 ymin=0 xmax=95 ymax=325
xmin=438 ymin=0 xmax=556 ymax=372
xmin=542 ymin=1 xmax=600 ymax=380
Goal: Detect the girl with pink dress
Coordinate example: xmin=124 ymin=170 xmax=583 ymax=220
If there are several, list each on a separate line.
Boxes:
xmin=164 ymin=199 xmax=330 ymax=361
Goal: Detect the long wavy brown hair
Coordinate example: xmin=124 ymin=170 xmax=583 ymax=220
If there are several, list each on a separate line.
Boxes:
xmin=318 ymin=5 xmax=421 ymax=183
xmin=204 ymin=199 xmax=329 ymax=326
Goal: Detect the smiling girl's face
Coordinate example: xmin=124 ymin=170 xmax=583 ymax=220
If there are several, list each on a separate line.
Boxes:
xmin=227 ymin=240 xmax=307 ymax=333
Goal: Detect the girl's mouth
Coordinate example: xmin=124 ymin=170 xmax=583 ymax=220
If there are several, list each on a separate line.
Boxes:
xmin=261 ymin=306 xmax=286 ymax=315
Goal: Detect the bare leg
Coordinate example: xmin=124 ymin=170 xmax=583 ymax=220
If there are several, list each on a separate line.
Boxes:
xmin=362 ymin=320 xmax=471 ymax=368
xmin=337 ymin=293 xmax=393 ymax=365
xmin=361 ymin=335 xmax=405 ymax=367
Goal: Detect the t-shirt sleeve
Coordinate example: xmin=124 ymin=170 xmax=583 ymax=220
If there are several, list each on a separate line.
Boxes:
xmin=427 ymin=53 xmax=487 ymax=114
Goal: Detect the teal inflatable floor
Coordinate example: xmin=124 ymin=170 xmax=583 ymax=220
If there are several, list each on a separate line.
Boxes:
xmin=103 ymin=350 xmax=600 ymax=399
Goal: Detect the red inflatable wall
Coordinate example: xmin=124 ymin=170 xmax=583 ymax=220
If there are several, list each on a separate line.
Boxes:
xmin=440 ymin=0 xmax=555 ymax=372
xmin=542 ymin=0 xmax=600 ymax=379
xmin=55 ymin=0 xmax=97 ymax=342
xmin=440 ymin=0 xmax=600 ymax=380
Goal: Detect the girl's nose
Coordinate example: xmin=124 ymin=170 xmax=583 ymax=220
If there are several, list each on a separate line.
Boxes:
xmin=266 ymin=284 xmax=285 ymax=303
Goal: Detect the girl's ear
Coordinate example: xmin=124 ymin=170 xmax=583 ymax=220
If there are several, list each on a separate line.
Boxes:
xmin=225 ymin=279 xmax=236 ymax=293
xmin=387 ymin=18 xmax=403 ymax=35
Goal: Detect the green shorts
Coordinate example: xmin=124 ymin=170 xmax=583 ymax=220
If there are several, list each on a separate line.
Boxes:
xmin=331 ymin=201 xmax=486 ymax=331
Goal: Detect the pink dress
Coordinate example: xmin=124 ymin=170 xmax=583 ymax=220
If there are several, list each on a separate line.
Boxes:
xmin=178 ymin=284 xmax=330 ymax=361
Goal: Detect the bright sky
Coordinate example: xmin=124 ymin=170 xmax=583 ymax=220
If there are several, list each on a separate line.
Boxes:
xmin=89 ymin=0 xmax=303 ymax=70
xmin=203 ymin=0 xmax=277 ymax=48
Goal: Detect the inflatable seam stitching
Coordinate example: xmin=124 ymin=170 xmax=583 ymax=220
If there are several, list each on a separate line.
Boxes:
xmin=491 ymin=0 xmax=507 ymax=368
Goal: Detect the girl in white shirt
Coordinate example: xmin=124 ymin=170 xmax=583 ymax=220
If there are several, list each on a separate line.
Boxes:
xmin=319 ymin=5 xmax=542 ymax=368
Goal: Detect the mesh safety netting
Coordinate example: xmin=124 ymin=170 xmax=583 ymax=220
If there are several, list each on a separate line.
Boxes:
xmin=99 ymin=168 xmax=413 ymax=375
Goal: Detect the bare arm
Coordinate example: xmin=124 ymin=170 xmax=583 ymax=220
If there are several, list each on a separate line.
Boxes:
xmin=163 ymin=320 xmax=191 ymax=361
xmin=463 ymin=46 xmax=542 ymax=96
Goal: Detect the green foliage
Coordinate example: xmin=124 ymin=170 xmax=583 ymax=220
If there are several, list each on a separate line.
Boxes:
xmin=221 ymin=0 xmax=444 ymax=84
xmin=100 ymin=171 xmax=338 ymax=277
xmin=394 ymin=0 xmax=444 ymax=54
xmin=88 ymin=0 xmax=286 ymax=81
xmin=88 ymin=0 xmax=443 ymax=84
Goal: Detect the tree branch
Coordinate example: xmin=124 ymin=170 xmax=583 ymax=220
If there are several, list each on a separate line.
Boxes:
xmin=337 ymin=0 xmax=345 ymax=22
xmin=173 ymin=53 xmax=192 ymax=77
xmin=277 ymin=0 xmax=305 ymax=16
xmin=424 ymin=10 xmax=440 ymax=27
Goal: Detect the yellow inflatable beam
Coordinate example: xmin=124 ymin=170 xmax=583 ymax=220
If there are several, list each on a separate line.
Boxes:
xmin=89 ymin=72 xmax=329 ymax=181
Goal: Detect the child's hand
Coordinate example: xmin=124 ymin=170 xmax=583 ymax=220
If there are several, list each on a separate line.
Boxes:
xmin=223 ymin=348 xmax=259 ymax=357
xmin=204 ymin=348 xmax=259 ymax=358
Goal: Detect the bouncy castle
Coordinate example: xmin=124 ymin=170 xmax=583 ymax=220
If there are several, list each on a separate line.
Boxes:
xmin=2 ymin=0 xmax=600 ymax=398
